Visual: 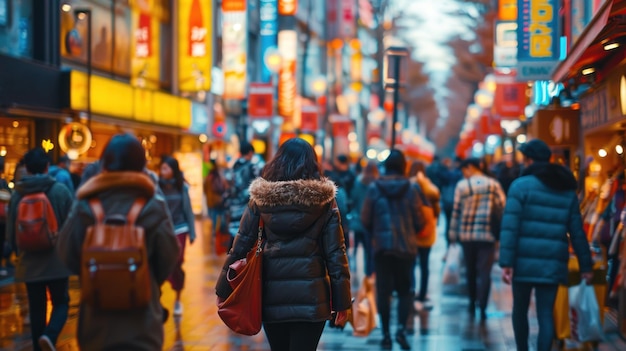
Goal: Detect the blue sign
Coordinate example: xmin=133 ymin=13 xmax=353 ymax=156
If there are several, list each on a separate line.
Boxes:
xmin=571 ymin=0 xmax=591 ymax=44
xmin=517 ymin=0 xmax=560 ymax=81
xmin=260 ymin=0 xmax=278 ymax=83
xmin=190 ymin=102 xmax=209 ymax=134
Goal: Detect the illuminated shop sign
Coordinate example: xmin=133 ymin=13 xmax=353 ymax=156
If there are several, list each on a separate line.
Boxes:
xmin=516 ymin=0 xmax=560 ymax=81
xmin=260 ymin=0 xmax=278 ymax=83
xmin=222 ymin=4 xmax=247 ymax=99
xmin=179 ymin=0 xmax=212 ymax=91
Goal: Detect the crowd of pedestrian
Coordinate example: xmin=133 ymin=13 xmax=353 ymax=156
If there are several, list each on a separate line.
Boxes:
xmin=0 ymin=134 xmax=598 ymax=351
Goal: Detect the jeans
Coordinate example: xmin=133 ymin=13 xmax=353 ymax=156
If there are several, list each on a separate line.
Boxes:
xmin=25 ymin=278 xmax=70 ymax=351
xmin=416 ymin=247 xmax=431 ymax=301
xmin=375 ymin=254 xmax=414 ymax=335
xmin=512 ymin=282 xmax=559 ymax=351
xmin=461 ymin=241 xmax=496 ymax=310
xmin=264 ymin=321 xmax=326 ymax=351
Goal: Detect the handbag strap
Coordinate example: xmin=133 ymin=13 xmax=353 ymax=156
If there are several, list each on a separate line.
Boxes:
xmin=467 ymin=178 xmax=474 ymax=196
xmin=255 ymin=218 xmax=264 ymax=255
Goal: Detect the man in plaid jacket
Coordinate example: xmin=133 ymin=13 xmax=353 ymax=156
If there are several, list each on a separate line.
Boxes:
xmin=449 ymin=158 xmax=505 ymax=321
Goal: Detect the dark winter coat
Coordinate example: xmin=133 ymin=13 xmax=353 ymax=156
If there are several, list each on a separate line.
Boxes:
xmin=499 ymin=163 xmax=593 ymax=285
xmin=360 ymin=175 xmax=427 ymax=259
xmin=7 ymin=174 xmax=73 ymax=282
xmin=57 ymin=172 xmax=179 ymax=351
xmin=215 ymin=178 xmax=352 ymax=323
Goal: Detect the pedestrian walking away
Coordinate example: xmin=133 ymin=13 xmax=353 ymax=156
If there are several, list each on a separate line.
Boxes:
xmin=499 ymin=138 xmax=593 ymax=351
xmin=225 ymin=142 xmax=260 ymax=243
xmin=361 ymin=149 xmax=427 ymax=350
xmin=56 ymin=133 xmax=179 ymax=351
xmin=449 ymin=157 xmax=505 ymax=321
xmin=215 ymin=138 xmax=352 ymax=351
xmin=408 ymin=161 xmax=440 ymax=311
xmin=6 ymin=147 xmax=74 ymax=351
xmin=159 ymin=155 xmax=197 ymax=316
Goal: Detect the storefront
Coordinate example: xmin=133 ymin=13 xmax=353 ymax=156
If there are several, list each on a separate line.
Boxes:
xmin=0 ymin=53 xmax=70 ymax=182
xmin=552 ymin=0 xmax=626 ymax=338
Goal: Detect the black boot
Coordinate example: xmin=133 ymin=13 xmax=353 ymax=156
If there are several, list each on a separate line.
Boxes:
xmin=396 ymin=329 xmax=411 ymax=350
xmin=381 ymin=333 xmax=392 ymax=350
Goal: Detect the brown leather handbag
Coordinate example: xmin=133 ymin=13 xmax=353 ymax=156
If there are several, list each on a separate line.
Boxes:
xmin=81 ymin=198 xmax=151 ymax=310
xmin=217 ymin=218 xmax=264 ymax=335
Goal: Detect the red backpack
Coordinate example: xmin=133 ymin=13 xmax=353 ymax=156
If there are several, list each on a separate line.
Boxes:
xmin=15 ymin=192 xmax=59 ymax=252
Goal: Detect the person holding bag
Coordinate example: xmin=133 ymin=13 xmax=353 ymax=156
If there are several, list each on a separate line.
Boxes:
xmin=499 ymin=139 xmax=593 ymax=351
xmin=215 ymin=138 xmax=352 ymax=351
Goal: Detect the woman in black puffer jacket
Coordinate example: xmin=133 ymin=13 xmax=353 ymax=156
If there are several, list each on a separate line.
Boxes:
xmin=215 ymin=138 xmax=352 ymax=351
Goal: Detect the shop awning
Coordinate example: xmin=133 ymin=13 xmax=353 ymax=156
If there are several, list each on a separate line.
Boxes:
xmin=552 ymin=0 xmax=626 ymax=83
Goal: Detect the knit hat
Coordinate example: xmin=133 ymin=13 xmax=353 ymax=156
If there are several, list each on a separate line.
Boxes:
xmin=519 ymin=139 xmax=552 ymax=162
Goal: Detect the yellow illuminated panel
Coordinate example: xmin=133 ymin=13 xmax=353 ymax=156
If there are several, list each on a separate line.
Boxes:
xmin=178 ymin=99 xmax=192 ymax=129
xmin=134 ymin=89 xmax=154 ymax=122
xmin=91 ymin=75 xmax=133 ymax=118
xmin=179 ymin=0 xmax=212 ymax=92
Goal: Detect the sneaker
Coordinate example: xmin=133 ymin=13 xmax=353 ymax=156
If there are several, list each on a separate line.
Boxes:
xmin=38 ymin=335 xmax=56 ymax=351
xmin=395 ymin=330 xmax=411 ymax=350
xmin=381 ymin=334 xmax=392 ymax=350
xmin=173 ymin=301 xmax=183 ymax=316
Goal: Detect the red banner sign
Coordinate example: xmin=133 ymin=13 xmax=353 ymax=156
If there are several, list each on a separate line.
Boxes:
xmin=135 ymin=13 xmax=152 ymax=58
xmin=300 ymin=105 xmax=318 ymax=132
xmin=330 ymin=115 xmax=352 ymax=137
xmin=248 ymin=83 xmax=274 ymax=118
xmin=494 ymin=82 xmax=527 ymax=119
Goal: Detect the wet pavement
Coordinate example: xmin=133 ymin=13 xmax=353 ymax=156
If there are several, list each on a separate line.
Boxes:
xmin=0 ymin=218 xmax=624 ymax=350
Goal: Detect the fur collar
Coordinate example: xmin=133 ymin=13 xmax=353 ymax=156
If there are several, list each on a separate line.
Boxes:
xmin=76 ymin=172 xmax=156 ymax=199
xmin=249 ymin=178 xmax=336 ymax=207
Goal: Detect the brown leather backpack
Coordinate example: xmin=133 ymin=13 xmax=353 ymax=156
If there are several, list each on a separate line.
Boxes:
xmin=81 ymin=197 xmax=151 ymax=310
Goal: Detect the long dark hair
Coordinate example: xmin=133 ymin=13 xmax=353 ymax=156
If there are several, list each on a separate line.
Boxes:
xmin=160 ymin=155 xmax=185 ymax=191
xmin=262 ymin=138 xmax=321 ymax=181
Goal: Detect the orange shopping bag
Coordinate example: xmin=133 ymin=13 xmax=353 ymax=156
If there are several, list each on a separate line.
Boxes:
xmin=351 ymin=276 xmax=377 ymax=337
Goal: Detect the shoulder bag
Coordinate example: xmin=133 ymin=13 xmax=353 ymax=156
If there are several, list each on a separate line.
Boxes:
xmin=217 ymin=218 xmax=265 ymax=335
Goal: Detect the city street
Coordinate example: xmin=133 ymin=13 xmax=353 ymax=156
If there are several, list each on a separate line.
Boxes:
xmin=0 ymin=219 xmax=624 ymax=351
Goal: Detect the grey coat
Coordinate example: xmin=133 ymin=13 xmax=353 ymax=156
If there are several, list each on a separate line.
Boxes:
xmin=499 ymin=163 xmax=592 ymax=285
xmin=7 ymin=174 xmax=73 ymax=282
xmin=57 ymin=172 xmax=179 ymax=351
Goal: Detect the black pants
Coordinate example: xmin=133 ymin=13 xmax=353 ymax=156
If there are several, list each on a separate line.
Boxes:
xmin=375 ymin=254 xmax=414 ymax=335
xmin=443 ymin=207 xmax=453 ymax=247
xmin=264 ymin=321 xmax=326 ymax=351
xmin=26 ymin=278 xmax=70 ymax=351
xmin=461 ymin=242 xmax=495 ymax=310
xmin=416 ymin=247 xmax=431 ymax=301
xmin=512 ymin=282 xmax=559 ymax=351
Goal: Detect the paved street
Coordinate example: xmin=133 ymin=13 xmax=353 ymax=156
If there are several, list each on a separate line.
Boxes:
xmin=0 ymin=218 xmax=624 ymax=350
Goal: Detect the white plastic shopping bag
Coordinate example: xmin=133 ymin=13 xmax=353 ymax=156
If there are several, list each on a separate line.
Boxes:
xmin=442 ymin=243 xmax=462 ymax=285
xmin=568 ymin=281 xmax=604 ymax=342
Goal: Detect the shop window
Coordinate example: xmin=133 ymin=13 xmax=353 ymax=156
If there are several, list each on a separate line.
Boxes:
xmin=0 ymin=118 xmax=32 ymax=182
xmin=60 ymin=0 xmax=132 ymax=77
xmin=0 ymin=0 xmax=34 ymax=59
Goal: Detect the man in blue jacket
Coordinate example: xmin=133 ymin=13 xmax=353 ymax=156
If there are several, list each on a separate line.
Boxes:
xmin=361 ymin=150 xmax=426 ymax=350
xmin=499 ymin=139 xmax=593 ymax=351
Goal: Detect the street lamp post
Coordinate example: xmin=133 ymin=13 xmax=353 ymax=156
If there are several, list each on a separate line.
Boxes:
xmin=384 ymin=47 xmax=408 ymax=148
xmin=75 ymin=9 xmax=92 ymax=126
xmin=264 ymin=48 xmax=282 ymax=157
